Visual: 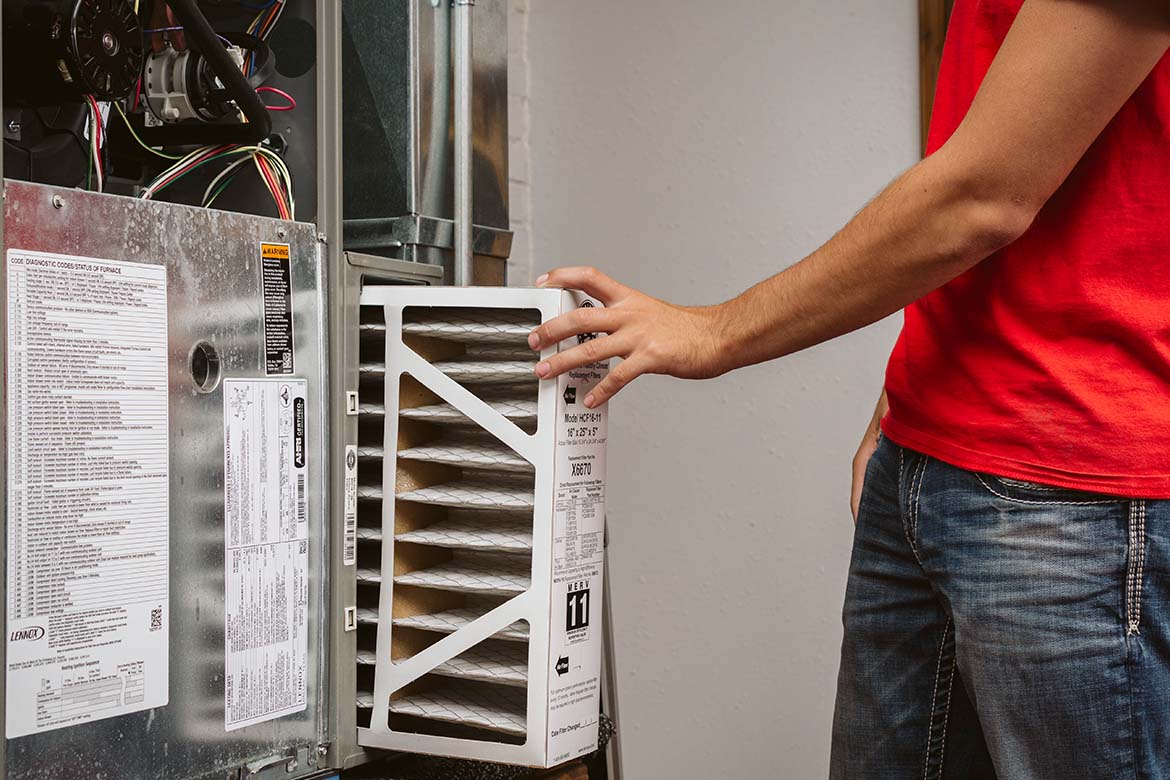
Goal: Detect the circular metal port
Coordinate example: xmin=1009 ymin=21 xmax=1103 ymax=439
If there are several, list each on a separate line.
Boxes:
xmin=189 ymin=341 xmax=222 ymax=393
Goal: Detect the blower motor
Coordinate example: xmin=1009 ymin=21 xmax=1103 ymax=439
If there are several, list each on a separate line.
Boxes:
xmin=4 ymin=0 xmax=144 ymax=105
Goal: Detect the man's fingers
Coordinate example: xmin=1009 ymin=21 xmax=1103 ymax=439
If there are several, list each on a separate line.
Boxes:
xmin=535 ymin=266 xmax=628 ymax=305
xmin=535 ymin=335 xmax=628 ymax=381
xmin=582 ymin=357 xmax=649 ymax=408
xmin=528 ymin=307 xmax=622 ymax=350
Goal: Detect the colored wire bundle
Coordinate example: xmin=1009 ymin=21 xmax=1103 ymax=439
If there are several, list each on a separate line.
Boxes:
xmin=86 ymin=96 xmax=104 ymax=192
xmin=245 ymin=0 xmax=284 ymax=76
xmin=138 ymin=143 xmax=294 ymax=219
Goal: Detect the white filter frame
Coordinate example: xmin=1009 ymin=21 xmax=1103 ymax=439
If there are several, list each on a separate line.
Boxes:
xmin=357 ymin=286 xmax=602 ymax=767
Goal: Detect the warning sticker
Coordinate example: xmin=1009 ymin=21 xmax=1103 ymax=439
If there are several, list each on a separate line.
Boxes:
xmin=4 ymin=249 xmax=170 ymax=739
xmin=223 ymin=379 xmax=308 ymax=731
xmin=261 ymin=243 xmax=294 ymax=375
xmin=547 ymin=298 xmax=608 ymax=762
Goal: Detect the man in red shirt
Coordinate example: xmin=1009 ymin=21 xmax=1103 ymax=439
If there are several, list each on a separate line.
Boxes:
xmin=528 ymin=1 xmax=1170 ymax=776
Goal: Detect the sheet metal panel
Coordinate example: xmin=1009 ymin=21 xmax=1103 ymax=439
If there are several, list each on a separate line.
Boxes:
xmin=1 ymin=181 xmax=328 ymax=780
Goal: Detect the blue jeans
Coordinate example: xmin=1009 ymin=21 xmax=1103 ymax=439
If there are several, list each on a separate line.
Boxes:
xmin=830 ymin=436 xmax=1170 ymax=779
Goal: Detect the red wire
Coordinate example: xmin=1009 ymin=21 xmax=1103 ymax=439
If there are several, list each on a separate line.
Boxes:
xmin=255 ymin=155 xmax=288 ymax=220
xmin=150 ymin=144 xmax=231 ymax=195
xmin=258 ymin=3 xmax=281 ymax=37
xmin=255 ymin=86 xmax=296 ymax=112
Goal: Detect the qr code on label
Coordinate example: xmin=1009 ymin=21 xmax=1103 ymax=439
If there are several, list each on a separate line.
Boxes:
xmin=150 ymin=606 xmax=163 ymax=632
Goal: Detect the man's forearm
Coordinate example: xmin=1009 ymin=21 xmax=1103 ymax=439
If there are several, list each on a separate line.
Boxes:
xmin=530 ymin=1 xmax=1170 ymax=409
xmin=710 ymin=149 xmax=1032 ymax=373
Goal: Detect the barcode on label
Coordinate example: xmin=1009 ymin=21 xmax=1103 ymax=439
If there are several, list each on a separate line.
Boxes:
xmin=344 ymin=514 xmax=356 ymax=565
xmin=150 ymin=606 xmax=163 ymax=632
xmin=297 ymin=473 xmax=306 ymax=524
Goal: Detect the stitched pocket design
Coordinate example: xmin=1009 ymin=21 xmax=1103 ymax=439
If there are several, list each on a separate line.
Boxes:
xmin=975 ymin=473 xmax=1121 ymax=506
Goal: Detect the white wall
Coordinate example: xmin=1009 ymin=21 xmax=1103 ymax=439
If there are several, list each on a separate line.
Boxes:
xmin=514 ymin=3 xmax=920 ymax=776
xmin=506 ymin=0 xmax=535 ymax=284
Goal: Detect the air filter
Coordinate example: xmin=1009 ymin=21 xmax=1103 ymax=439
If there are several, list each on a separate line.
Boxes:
xmin=353 ymin=287 xmax=608 ymax=768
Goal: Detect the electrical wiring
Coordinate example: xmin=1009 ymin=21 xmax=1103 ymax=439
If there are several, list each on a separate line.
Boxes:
xmin=87 ymin=96 xmax=104 ymax=192
xmin=245 ymin=0 xmax=284 ymax=76
xmin=140 ymin=144 xmax=232 ymax=199
xmin=253 ymin=153 xmax=289 ymax=219
xmin=141 ymin=142 xmax=293 ymax=219
xmin=255 ymin=86 xmax=295 ymax=111
xmin=113 ymin=101 xmax=183 ymax=159
xmin=201 ymin=155 xmax=252 ymax=206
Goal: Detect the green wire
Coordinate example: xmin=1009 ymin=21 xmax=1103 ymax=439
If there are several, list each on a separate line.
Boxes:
xmin=205 ymin=165 xmax=248 ymax=207
xmin=113 ymin=102 xmax=183 ymax=160
xmin=150 ymin=148 xmax=252 ymax=197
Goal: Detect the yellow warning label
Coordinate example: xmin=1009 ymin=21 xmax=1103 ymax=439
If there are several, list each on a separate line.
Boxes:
xmin=261 ymin=243 xmax=289 ymax=260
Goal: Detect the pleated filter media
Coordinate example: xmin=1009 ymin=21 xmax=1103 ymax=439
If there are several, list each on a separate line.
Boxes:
xmin=354 ymin=286 xmax=609 ymax=767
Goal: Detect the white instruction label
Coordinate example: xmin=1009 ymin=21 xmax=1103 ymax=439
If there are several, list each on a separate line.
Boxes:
xmin=547 ymin=297 xmax=608 ymax=764
xmin=343 ymin=444 xmax=357 ymax=566
xmin=5 ymin=250 xmax=170 ymax=739
xmin=223 ymin=379 xmax=308 ymax=731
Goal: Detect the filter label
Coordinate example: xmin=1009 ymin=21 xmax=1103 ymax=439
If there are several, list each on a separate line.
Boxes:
xmin=222 ymin=379 xmax=309 ymax=731
xmin=4 ymin=250 xmax=170 ymax=738
xmin=547 ymin=295 xmax=608 ymax=763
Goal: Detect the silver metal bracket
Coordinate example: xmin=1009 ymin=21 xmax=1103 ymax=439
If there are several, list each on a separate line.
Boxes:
xmin=345 ymin=391 xmax=359 ymax=415
xmin=237 ymin=747 xmax=308 ymax=780
xmin=344 ymin=606 xmax=357 ymax=632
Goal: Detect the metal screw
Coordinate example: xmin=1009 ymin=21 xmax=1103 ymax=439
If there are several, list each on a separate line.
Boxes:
xmin=284 ymin=759 xmax=297 ymax=773
xmin=316 ymin=232 xmax=328 ymax=244
xmin=276 ymin=227 xmax=287 ymax=239
xmin=51 ymin=195 xmax=65 ymax=209
xmin=315 ymin=744 xmax=329 ymax=757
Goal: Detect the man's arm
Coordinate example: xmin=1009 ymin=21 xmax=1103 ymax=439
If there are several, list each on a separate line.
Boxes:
xmin=527 ymin=0 xmax=1170 ymax=409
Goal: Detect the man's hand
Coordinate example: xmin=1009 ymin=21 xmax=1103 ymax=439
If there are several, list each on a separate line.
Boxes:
xmin=851 ymin=391 xmax=888 ymax=523
xmin=527 ymin=267 xmax=729 ymax=408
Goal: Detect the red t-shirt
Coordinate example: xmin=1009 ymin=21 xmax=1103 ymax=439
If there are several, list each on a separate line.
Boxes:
xmin=882 ymin=0 xmax=1170 ymax=497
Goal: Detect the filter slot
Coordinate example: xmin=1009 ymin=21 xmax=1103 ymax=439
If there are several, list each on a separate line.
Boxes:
xmin=396 ymin=481 xmax=534 ymax=511
xmin=399 ymin=398 xmax=538 ymax=429
xmin=388 ymin=683 xmax=527 ymax=737
xmin=372 ymin=308 xmax=535 ymax=344
xmin=393 ymin=552 xmax=531 ymax=597
xmin=393 ymin=607 xmax=529 ymax=643
xmin=395 ymin=512 xmax=533 ymax=552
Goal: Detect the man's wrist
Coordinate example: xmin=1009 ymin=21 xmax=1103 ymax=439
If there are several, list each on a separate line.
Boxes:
xmin=701 ymin=300 xmax=741 ymax=376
